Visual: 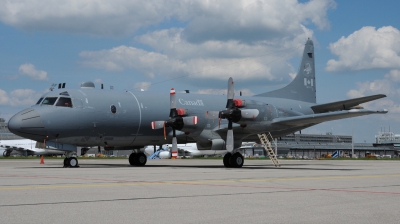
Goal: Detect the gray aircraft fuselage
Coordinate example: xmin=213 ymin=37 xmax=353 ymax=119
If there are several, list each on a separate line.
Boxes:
xmin=9 ymin=88 xmax=314 ymax=150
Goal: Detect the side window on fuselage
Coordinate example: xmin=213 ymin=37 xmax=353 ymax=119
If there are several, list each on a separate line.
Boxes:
xmin=56 ymin=97 xmax=73 ymax=108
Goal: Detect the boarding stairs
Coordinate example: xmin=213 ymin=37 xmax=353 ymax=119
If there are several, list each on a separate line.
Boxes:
xmin=257 ymin=132 xmax=281 ymax=167
xmin=148 ymin=148 xmax=167 ymax=159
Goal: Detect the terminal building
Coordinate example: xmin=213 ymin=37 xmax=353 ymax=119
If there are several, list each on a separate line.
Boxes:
xmin=244 ymin=132 xmax=399 ymax=159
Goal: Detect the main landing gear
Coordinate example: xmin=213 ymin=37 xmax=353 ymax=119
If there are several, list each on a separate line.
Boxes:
xmin=223 ymin=152 xmax=244 ymax=168
xmin=129 ymin=152 xmax=147 ymax=166
xmin=3 ymin=150 xmax=11 ymax=157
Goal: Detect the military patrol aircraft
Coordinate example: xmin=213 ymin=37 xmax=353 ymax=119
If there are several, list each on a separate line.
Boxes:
xmin=8 ymin=39 xmax=387 ymax=168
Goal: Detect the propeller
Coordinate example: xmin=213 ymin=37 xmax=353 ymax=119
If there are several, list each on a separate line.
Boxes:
xmin=151 ymin=88 xmax=198 ymax=153
xmin=219 ymin=78 xmax=240 ymax=151
xmin=215 ymin=77 xmax=259 ymax=152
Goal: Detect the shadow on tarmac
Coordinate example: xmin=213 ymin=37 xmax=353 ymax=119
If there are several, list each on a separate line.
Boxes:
xmin=23 ymin=163 xmax=360 ymax=171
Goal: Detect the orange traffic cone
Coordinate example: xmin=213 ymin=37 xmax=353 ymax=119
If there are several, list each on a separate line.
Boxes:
xmin=40 ymin=155 xmax=44 ymax=164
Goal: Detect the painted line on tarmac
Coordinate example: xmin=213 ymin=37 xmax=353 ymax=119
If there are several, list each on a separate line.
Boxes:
xmin=1 ymin=174 xmax=400 ymax=193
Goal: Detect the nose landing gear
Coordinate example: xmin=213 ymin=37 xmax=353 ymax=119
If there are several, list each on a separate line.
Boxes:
xmin=63 ymin=156 xmax=79 ymax=168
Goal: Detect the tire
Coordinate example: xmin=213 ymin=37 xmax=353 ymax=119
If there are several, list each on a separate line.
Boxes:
xmin=64 ymin=158 xmax=70 ymax=167
xmin=129 ymin=153 xmax=137 ymax=166
xmin=135 ymin=153 xmax=147 ymax=166
xmin=223 ymin=153 xmax=232 ymax=168
xmin=229 ymin=152 xmax=244 ymax=168
xmin=69 ymin=157 xmax=78 ymax=167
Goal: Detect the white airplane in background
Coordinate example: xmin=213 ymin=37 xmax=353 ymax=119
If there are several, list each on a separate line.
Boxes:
xmin=0 ymin=139 xmax=66 ymax=157
xmin=144 ymin=142 xmax=287 ymax=159
xmin=144 ymin=143 xmax=227 ymax=158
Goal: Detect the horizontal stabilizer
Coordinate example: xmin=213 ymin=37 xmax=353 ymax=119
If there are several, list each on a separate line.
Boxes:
xmin=311 ymin=94 xmax=386 ymax=113
xmin=272 ymin=109 xmax=388 ymax=126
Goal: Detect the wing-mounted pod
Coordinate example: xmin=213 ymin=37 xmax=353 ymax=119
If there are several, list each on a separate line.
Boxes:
xmin=151 ymin=88 xmax=199 ymax=152
xmin=206 ymin=77 xmax=259 ymax=152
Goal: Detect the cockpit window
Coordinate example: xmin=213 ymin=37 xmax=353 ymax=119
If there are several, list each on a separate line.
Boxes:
xmin=41 ymin=97 xmax=58 ymax=105
xmin=56 ymin=97 xmax=73 ymax=107
xmin=36 ymin=97 xmax=43 ymax=105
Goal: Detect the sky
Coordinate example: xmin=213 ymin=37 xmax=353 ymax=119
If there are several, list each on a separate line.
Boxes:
xmin=1 ymin=0 xmax=400 ymax=143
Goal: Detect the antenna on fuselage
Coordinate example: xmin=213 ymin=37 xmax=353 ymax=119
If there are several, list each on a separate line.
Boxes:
xmin=49 ymin=84 xmax=57 ymax=91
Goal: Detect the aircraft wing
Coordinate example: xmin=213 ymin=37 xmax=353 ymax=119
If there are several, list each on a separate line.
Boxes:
xmin=311 ymin=94 xmax=386 ymax=113
xmin=271 ymin=109 xmax=388 ymax=126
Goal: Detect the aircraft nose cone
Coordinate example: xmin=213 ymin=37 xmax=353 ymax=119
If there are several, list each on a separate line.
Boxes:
xmin=8 ymin=108 xmax=46 ymax=140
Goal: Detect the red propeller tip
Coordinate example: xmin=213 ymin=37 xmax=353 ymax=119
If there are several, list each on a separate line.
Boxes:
xmin=170 ymin=88 xmax=176 ymax=94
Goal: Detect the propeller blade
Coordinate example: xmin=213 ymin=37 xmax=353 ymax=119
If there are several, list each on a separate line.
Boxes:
xmin=172 ymin=136 xmax=178 ymax=153
xmin=227 ymin=77 xmax=234 ymax=100
xmin=241 ymin=109 xmax=259 ymax=119
xmin=169 ymin=88 xmax=177 ymax=118
xmin=219 ymin=113 xmax=222 ymax=129
xmin=226 ymin=77 xmax=235 ymax=109
xmin=171 ymin=135 xmax=178 ymax=158
xmin=182 ymin=116 xmax=198 ymax=125
xmin=163 ymin=122 xmax=166 ymax=140
xmin=226 ymin=129 xmax=234 ymax=152
xmin=226 ymin=119 xmax=234 ymax=152
xmin=151 ymin=121 xmax=166 ymax=129
xmin=171 ymin=128 xmax=178 ymax=157
xmin=170 ymin=88 xmax=176 ymax=109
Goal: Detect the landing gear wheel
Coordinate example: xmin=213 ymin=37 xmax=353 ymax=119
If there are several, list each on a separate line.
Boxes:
xmin=135 ymin=153 xmax=147 ymax=166
xmin=3 ymin=151 xmax=10 ymax=157
xmin=63 ymin=157 xmax=79 ymax=167
xmin=229 ymin=152 xmax=244 ymax=168
xmin=69 ymin=157 xmax=79 ymax=167
xmin=63 ymin=158 xmax=70 ymax=167
xmin=223 ymin=153 xmax=232 ymax=168
xmin=129 ymin=153 xmax=137 ymax=166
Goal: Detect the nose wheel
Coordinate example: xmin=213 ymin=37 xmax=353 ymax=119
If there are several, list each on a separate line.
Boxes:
xmin=63 ymin=157 xmax=79 ymax=168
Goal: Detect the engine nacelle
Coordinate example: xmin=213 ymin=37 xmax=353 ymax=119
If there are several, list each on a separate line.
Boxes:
xmin=159 ymin=151 xmax=171 ymax=159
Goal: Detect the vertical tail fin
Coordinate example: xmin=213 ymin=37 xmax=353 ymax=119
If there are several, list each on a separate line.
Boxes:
xmin=256 ymin=39 xmax=316 ymax=103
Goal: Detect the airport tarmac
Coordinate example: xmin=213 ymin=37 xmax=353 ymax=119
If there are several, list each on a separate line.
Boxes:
xmin=0 ymin=159 xmax=399 ymax=224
